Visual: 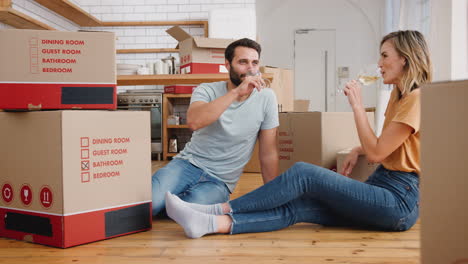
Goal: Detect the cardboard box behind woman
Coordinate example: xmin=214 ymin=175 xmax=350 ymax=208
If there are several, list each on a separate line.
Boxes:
xmin=0 ymin=111 xmax=151 ymax=248
xmin=278 ymin=112 xmax=374 ymax=174
xmin=420 ymin=80 xmax=468 ymax=264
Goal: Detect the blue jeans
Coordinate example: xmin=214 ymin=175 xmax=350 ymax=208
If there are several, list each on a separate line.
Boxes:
xmin=229 ymin=162 xmax=419 ymax=234
xmin=151 ymin=158 xmax=230 ymax=215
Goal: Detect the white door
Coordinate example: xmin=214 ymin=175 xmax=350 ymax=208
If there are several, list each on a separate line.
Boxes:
xmin=294 ymin=29 xmax=336 ymax=112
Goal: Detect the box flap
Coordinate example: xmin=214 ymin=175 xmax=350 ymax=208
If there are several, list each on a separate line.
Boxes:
xmin=166 ymin=26 xmax=192 ymax=42
xmin=193 ymin=37 xmax=234 ymax=49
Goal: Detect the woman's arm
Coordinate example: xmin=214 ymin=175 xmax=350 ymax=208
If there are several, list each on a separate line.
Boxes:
xmin=344 ymin=80 xmax=413 ymax=163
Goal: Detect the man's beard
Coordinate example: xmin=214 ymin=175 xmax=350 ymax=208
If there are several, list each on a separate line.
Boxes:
xmin=229 ymin=64 xmax=245 ymax=87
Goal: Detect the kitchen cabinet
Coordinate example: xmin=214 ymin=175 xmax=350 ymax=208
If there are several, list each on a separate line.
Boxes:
xmin=162 ymin=93 xmax=191 ymax=160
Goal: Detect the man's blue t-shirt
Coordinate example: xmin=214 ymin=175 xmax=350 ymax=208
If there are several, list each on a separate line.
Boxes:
xmin=176 ymin=81 xmax=279 ymax=191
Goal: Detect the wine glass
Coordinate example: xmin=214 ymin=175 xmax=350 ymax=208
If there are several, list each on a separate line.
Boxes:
xmin=245 ymin=71 xmax=271 ymax=88
xmin=24 ymin=189 xmax=29 ymax=201
xmin=337 ymin=64 xmax=381 ymax=94
xmin=357 ymin=64 xmax=381 ymax=86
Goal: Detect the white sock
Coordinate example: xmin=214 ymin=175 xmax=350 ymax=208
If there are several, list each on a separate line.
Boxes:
xmin=170 ymin=193 xmax=224 ymax=215
xmin=165 ymin=192 xmax=217 ymax=239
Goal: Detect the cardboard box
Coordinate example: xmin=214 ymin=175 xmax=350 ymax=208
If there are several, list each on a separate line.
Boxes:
xmin=420 ymin=80 xmax=468 ymax=264
xmin=0 ymin=29 xmax=116 ymax=110
xmin=294 ymin=100 xmax=310 ymax=112
xmin=166 ymin=26 xmax=234 ymax=74
xmin=278 ymin=112 xmax=374 ymax=173
xmin=336 ymin=148 xmax=379 ymax=182
xmin=0 ymin=111 xmax=151 ymax=248
xmin=164 ymin=85 xmax=197 ymax=94
xmin=260 ymin=66 xmax=294 ymax=112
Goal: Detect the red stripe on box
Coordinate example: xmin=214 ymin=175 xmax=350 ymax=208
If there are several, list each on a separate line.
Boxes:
xmin=164 ymin=85 xmax=197 ymax=94
xmin=180 ymin=63 xmax=225 ymax=74
xmin=0 ymin=208 xmax=64 ymax=248
xmin=0 ymin=83 xmax=116 ymax=110
xmin=63 ymin=202 xmax=152 ymax=248
xmin=0 ymin=202 xmax=152 ymax=248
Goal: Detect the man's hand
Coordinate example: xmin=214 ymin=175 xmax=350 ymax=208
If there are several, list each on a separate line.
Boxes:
xmin=233 ymin=74 xmax=266 ymax=98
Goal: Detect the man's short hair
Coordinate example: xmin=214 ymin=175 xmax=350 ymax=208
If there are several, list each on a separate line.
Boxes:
xmin=225 ymin=38 xmax=261 ymax=64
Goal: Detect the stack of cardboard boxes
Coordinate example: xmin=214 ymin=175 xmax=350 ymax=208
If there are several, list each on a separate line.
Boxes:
xmin=163 ymin=26 xmax=235 ymax=95
xmin=0 ymin=29 xmax=152 ymax=248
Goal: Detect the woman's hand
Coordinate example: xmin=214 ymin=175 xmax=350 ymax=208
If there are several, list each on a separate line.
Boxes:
xmin=339 ymin=148 xmax=360 ymax=177
xmin=343 ymin=80 xmax=364 ymax=110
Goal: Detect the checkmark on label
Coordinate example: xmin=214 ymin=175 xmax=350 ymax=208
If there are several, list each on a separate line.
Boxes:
xmin=81 ymin=160 xmax=90 ymax=170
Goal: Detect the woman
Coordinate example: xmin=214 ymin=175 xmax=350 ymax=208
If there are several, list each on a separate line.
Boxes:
xmin=165 ymin=30 xmax=432 ymax=239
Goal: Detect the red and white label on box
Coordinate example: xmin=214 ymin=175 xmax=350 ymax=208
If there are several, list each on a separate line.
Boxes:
xmin=1 ymin=183 xmax=13 ymax=203
xmin=39 ymin=186 xmax=53 ymax=209
xmin=20 ymin=184 xmax=33 ymax=206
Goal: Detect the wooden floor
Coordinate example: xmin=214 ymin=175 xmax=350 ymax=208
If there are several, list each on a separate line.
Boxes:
xmin=0 ymin=161 xmax=421 ymax=264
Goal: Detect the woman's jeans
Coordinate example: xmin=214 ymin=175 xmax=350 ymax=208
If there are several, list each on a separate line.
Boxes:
xmin=152 ymin=158 xmax=230 ymax=215
xmin=229 ymin=162 xmax=419 ymax=234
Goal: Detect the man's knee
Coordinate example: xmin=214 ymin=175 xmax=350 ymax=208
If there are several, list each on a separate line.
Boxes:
xmin=179 ymin=183 xmax=229 ymax=205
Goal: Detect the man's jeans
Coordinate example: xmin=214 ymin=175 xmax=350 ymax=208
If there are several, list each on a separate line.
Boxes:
xmin=229 ymin=162 xmax=419 ymax=234
xmin=151 ymin=158 xmax=230 ymax=215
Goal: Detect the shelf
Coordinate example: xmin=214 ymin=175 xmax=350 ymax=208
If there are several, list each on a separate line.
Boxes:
xmin=166 ymin=153 xmax=178 ymax=157
xmin=117 ymin=73 xmax=273 ymax=86
xmin=164 ymin=93 xmax=192 ymax=98
xmin=100 ymin=20 xmax=207 ymax=27
xmin=117 ymin=74 xmax=228 ymax=86
xmin=34 ymin=0 xmax=101 ymax=26
xmin=0 ymin=7 xmax=55 ymax=30
xmin=167 ymin=125 xmax=189 ymax=129
xmin=116 ymin=48 xmax=178 ymax=54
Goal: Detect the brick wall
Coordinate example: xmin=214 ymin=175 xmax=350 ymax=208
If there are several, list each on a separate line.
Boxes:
xmin=12 ymin=0 xmax=80 ymax=31
xmin=74 ymin=0 xmax=256 ymax=92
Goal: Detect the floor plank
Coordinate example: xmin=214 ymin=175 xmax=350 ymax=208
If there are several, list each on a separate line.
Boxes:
xmin=0 ymin=161 xmax=421 ymax=264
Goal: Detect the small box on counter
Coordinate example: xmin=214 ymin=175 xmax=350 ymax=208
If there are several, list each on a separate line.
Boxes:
xmin=0 ymin=29 xmax=116 ymax=110
xmin=336 ymin=148 xmax=379 ymax=182
xmin=420 ymin=80 xmax=468 ymax=264
xmin=166 ymin=26 xmax=234 ymax=74
xmin=278 ymin=112 xmax=374 ymax=173
xmin=0 ymin=111 xmax=151 ymax=248
xmin=260 ymin=66 xmax=294 ymax=112
xmin=164 ymin=85 xmax=197 ymax=94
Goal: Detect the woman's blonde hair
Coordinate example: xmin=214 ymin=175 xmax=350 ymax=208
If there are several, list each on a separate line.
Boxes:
xmin=381 ymin=30 xmax=433 ymax=96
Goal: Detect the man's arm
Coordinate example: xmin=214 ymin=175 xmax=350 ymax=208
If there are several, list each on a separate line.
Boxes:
xmin=186 ymin=90 xmax=239 ymax=131
xmin=187 ymin=75 xmax=264 ymax=131
xmin=258 ymin=127 xmax=279 ymax=183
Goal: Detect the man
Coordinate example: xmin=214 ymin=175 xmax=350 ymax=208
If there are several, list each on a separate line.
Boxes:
xmin=152 ymin=38 xmax=279 ymax=216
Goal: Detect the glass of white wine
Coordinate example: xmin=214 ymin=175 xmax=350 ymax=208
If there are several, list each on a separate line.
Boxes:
xmin=357 ymin=64 xmax=381 ymax=86
xmin=245 ymin=71 xmax=271 ymax=88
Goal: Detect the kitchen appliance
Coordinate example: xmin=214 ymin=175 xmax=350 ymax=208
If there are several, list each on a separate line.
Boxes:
xmin=117 ymin=89 xmax=162 ymax=160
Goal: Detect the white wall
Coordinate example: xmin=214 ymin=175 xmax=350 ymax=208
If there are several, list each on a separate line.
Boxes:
xmin=256 ymin=0 xmax=385 ymax=111
xmin=429 ymin=0 xmax=468 ymax=82
xmin=451 ymin=0 xmax=467 ymax=80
